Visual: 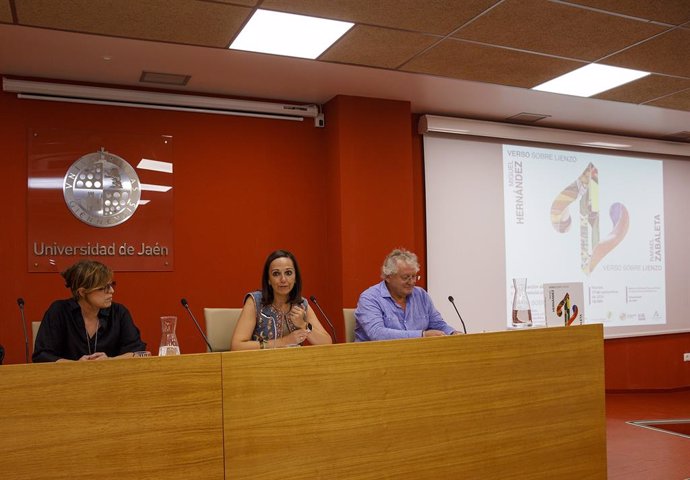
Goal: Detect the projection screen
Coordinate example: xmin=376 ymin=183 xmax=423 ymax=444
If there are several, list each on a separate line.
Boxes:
xmin=424 ymin=130 xmax=690 ymax=338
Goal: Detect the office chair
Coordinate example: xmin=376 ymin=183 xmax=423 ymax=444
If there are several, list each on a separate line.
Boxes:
xmin=342 ymin=308 xmax=356 ymax=343
xmin=32 ymin=321 xmax=41 ymax=348
xmin=203 ymin=308 xmax=242 ymax=352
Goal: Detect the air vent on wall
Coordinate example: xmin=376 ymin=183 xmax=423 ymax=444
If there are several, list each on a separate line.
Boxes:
xmin=139 ymin=71 xmax=191 ymax=86
xmin=506 ymin=112 xmax=551 ymax=124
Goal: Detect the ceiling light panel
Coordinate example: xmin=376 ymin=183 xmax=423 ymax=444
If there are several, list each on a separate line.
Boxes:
xmin=230 ymin=9 xmax=353 ymax=59
xmin=532 ymin=64 xmax=650 ymax=97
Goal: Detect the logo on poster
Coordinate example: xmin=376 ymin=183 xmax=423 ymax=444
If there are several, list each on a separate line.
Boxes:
xmin=63 ymin=148 xmax=141 ymax=227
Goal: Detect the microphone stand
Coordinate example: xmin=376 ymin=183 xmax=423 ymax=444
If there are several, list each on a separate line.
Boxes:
xmin=448 ymin=296 xmax=468 ymax=334
xmin=17 ymin=298 xmax=29 ymax=363
xmin=309 ymin=296 xmax=338 ymax=343
xmin=180 ymin=298 xmax=213 ymax=352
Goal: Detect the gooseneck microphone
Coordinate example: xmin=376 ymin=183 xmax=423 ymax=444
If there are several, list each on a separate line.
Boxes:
xmin=308 ymin=296 xmax=338 ymax=343
xmin=180 ymin=298 xmax=213 ymax=352
xmin=447 ymin=296 xmax=468 ymax=334
xmin=17 ymin=298 xmax=29 ymax=363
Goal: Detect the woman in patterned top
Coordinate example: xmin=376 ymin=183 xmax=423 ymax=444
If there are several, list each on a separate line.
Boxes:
xmin=230 ymin=250 xmax=332 ymax=350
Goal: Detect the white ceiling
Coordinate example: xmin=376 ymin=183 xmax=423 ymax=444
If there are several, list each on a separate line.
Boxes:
xmin=1 ymin=22 xmax=689 ymax=142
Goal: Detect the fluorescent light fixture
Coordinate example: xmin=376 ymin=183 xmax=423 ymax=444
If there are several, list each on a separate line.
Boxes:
xmin=137 ymin=159 xmax=173 ymax=173
xmin=141 ymin=183 xmax=172 ymax=193
xmin=230 ymin=9 xmax=353 ymax=59
xmin=533 ymin=64 xmax=650 ymax=97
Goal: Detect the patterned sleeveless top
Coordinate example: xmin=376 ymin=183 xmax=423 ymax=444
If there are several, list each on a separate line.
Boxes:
xmin=246 ymin=291 xmax=308 ymax=344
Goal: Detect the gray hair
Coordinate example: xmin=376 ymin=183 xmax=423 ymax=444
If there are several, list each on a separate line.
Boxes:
xmin=381 ymin=248 xmax=419 ymax=278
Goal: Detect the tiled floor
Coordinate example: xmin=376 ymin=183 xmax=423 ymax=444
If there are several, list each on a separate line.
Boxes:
xmin=607 ymin=390 xmax=690 ymax=479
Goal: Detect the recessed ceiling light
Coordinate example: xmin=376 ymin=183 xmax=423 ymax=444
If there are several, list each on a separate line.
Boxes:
xmin=230 ymin=9 xmax=353 ymax=59
xmin=532 ymin=64 xmax=650 ymax=97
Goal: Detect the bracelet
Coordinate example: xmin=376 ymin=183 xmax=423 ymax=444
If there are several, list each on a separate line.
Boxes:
xmin=306 ymin=323 xmax=313 ymax=332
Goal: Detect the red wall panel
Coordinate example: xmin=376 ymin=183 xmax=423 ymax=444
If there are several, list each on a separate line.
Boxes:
xmin=325 ymin=95 xmax=416 ymax=308
xmin=605 ymin=333 xmax=690 ymax=391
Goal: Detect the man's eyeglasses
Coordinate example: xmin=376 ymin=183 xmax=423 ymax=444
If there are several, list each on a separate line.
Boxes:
xmin=94 ymin=282 xmax=116 ymax=292
xmin=399 ymin=274 xmax=421 ymax=283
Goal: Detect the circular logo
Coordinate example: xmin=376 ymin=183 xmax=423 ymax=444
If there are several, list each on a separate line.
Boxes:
xmin=63 ymin=148 xmax=141 ymax=228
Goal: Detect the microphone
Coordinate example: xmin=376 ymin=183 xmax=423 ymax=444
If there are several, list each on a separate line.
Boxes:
xmin=180 ymin=298 xmax=213 ymax=352
xmin=447 ymin=296 xmax=468 ymax=334
xmin=17 ymin=297 xmax=29 ymax=363
xmin=309 ymin=295 xmax=338 ymax=343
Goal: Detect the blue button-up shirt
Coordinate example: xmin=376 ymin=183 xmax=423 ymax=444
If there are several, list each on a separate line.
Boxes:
xmin=354 ymin=280 xmax=454 ymax=341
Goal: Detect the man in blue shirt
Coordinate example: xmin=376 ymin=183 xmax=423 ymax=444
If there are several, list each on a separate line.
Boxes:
xmin=354 ymin=248 xmax=460 ymax=341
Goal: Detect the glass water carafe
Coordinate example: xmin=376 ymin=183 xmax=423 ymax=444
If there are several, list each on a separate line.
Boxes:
xmin=511 ymin=277 xmax=533 ymax=328
xmin=159 ymin=316 xmax=181 ymax=356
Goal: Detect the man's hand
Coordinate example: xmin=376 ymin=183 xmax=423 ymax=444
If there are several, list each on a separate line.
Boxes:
xmin=422 ymin=329 xmax=445 ymax=337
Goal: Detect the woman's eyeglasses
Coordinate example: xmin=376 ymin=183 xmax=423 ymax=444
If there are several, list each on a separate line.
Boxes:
xmin=94 ymin=281 xmax=116 ymax=292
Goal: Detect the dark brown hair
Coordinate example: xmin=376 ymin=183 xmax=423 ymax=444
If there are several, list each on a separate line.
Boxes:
xmin=261 ymin=250 xmax=302 ymax=306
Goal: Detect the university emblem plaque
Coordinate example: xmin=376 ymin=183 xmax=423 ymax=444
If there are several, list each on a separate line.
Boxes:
xmin=63 ymin=147 xmax=141 ymax=227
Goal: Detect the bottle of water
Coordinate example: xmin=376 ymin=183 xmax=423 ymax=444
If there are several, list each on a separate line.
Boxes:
xmin=511 ymin=277 xmax=533 ymax=328
xmin=158 ymin=316 xmax=181 ymax=356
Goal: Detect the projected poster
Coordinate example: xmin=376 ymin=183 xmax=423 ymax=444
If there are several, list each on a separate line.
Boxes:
xmin=503 ymin=145 xmax=665 ymax=328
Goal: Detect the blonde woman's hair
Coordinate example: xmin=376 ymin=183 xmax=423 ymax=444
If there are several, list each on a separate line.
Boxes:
xmin=61 ymin=260 xmax=113 ymax=300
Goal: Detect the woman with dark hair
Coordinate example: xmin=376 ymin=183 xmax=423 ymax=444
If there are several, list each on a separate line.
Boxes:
xmin=231 ymin=250 xmax=332 ymax=350
xmin=33 ymin=259 xmax=146 ymax=362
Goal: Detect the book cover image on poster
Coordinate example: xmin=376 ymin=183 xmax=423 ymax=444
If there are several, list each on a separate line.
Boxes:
xmin=503 ymin=144 xmax=665 ymax=329
xmin=544 ymin=282 xmax=584 ymax=327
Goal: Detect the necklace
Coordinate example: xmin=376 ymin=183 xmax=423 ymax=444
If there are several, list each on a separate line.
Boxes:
xmin=271 ymin=302 xmax=290 ymax=313
xmin=271 ymin=303 xmax=303 ymax=336
xmin=85 ymin=320 xmax=99 ymax=355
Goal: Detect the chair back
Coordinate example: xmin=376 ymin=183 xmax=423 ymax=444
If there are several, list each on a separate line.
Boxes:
xmin=203 ymin=308 xmax=242 ymax=352
xmin=32 ymin=321 xmax=41 ymax=348
xmin=342 ymin=308 xmax=356 ymax=343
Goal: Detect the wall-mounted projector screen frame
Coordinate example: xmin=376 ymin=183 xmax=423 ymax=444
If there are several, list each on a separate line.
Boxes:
xmin=421 ymin=115 xmax=690 ymax=339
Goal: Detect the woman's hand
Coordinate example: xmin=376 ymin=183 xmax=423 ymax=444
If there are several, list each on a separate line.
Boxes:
xmin=282 ymin=328 xmax=310 ymax=346
xmin=288 ymin=305 xmax=309 ymax=329
xmin=78 ymin=352 xmax=108 ymax=361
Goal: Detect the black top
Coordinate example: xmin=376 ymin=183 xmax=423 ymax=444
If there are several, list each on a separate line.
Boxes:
xmin=33 ymin=299 xmax=146 ymax=362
